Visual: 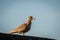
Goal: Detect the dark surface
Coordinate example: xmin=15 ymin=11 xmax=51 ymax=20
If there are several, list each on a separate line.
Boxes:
xmin=0 ymin=33 xmax=55 ymax=40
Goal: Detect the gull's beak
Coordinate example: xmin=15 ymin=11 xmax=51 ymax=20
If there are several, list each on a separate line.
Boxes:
xmin=33 ymin=18 xmax=36 ymax=20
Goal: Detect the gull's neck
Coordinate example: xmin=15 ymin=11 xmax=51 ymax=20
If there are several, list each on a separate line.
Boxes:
xmin=25 ymin=19 xmax=32 ymax=25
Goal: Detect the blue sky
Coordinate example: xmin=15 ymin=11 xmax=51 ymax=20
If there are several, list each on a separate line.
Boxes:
xmin=0 ymin=0 xmax=60 ymax=40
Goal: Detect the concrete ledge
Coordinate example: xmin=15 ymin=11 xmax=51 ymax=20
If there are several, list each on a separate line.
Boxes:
xmin=0 ymin=33 xmax=55 ymax=40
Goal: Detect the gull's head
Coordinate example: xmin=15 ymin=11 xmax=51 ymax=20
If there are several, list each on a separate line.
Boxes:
xmin=27 ymin=16 xmax=36 ymax=21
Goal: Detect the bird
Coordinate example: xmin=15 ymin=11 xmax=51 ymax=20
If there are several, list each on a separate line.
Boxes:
xmin=8 ymin=16 xmax=36 ymax=35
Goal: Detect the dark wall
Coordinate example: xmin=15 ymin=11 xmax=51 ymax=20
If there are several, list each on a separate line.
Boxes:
xmin=0 ymin=33 xmax=55 ymax=40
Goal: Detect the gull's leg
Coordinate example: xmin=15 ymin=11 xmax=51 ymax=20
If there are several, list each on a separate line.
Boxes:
xmin=19 ymin=32 xmax=24 ymax=36
xmin=22 ymin=32 xmax=24 ymax=35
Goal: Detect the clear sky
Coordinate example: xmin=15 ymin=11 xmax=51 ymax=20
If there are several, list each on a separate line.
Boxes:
xmin=0 ymin=0 xmax=60 ymax=40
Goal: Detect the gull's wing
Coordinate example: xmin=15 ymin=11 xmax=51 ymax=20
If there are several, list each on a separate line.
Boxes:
xmin=11 ymin=23 xmax=27 ymax=32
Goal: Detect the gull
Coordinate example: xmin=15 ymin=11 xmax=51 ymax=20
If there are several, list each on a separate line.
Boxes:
xmin=8 ymin=16 xmax=36 ymax=35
